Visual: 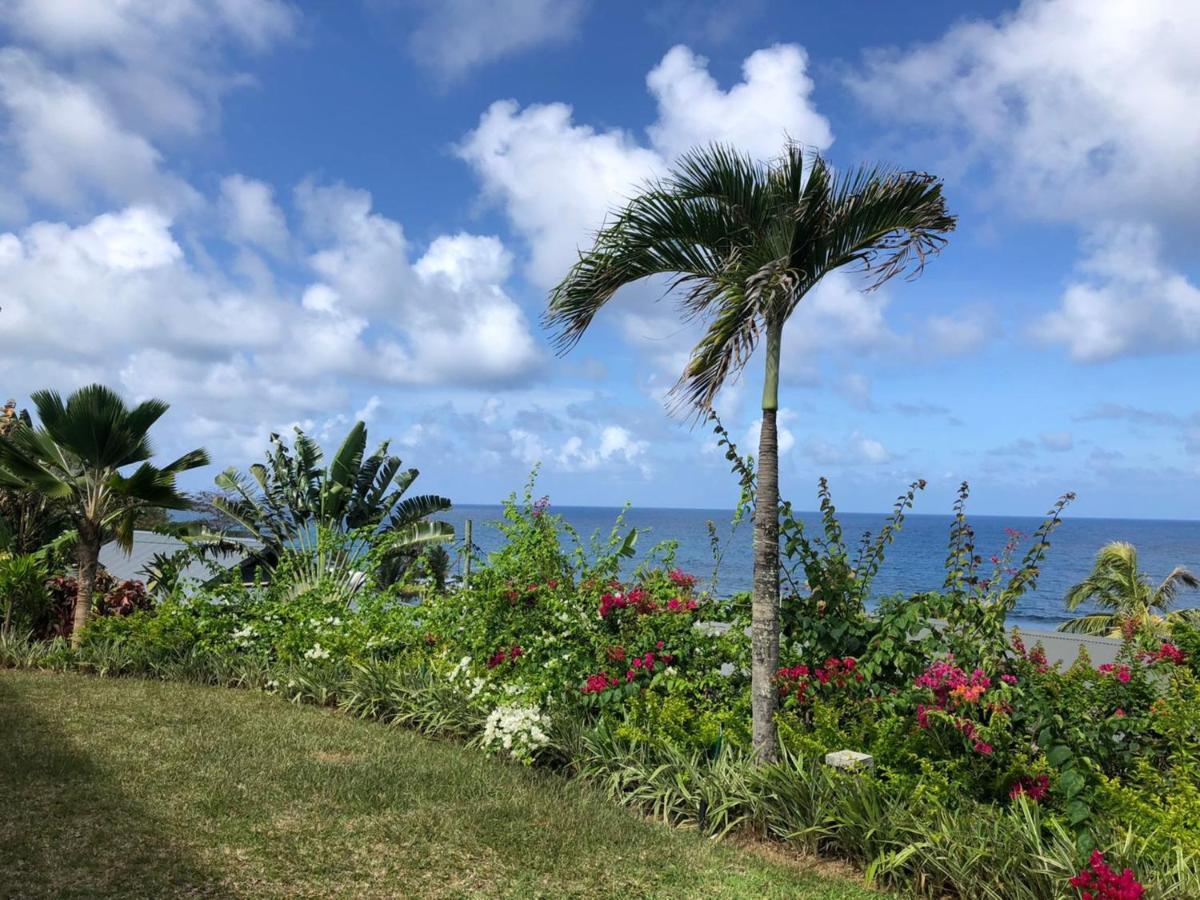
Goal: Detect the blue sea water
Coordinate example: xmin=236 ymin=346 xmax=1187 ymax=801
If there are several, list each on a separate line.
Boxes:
xmin=441 ymin=505 xmax=1200 ymax=629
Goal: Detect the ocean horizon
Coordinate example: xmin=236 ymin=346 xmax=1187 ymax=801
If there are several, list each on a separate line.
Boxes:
xmin=441 ymin=505 xmax=1200 ymax=629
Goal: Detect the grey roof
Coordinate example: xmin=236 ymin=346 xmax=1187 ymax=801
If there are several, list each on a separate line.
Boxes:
xmin=98 ymin=530 xmax=261 ymax=587
xmin=1012 ymin=627 xmax=1122 ymax=668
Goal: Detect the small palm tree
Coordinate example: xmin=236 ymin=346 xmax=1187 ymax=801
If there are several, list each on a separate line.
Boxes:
xmin=546 ymin=142 xmax=954 ymax=761
xmin=0 ymin=385 xmax=208 ymax=644
xmin=1060 ymin=541 xmax=1200 ymax=638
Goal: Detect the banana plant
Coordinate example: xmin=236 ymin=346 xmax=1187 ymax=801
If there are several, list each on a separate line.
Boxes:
xmin=212 ymin=421 xmax=452 ymax=588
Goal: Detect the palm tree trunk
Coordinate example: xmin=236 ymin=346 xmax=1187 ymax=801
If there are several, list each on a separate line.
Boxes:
xmin=71 ymin=525 xmax=100 ymax=647
xmin=751 ymin=319 xmax=782 ymax=763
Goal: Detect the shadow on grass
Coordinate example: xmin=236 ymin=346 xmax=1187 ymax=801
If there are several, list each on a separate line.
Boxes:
xmin=0 ymin=676 xmax=236 ymax=900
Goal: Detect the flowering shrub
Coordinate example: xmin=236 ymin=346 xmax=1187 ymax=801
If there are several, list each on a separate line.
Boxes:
xmin=1069 ymin=851 xmax=1145 ymax=899
xmin=913 ymin=657 xmax=1006 ymax=757
xmin=480 ymin=703 xmax=551 ymax=764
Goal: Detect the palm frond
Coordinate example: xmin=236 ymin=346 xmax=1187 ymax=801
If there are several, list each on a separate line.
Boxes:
xmin=1057 ymin=613 xmax=1120 ymax=636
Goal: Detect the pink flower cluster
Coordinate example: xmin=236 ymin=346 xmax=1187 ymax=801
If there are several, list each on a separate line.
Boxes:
xmin=1141 ymin=642 xmax=1187 ymax=666
xmin=1008 ymin=773 xmax=1050 ymax=802
xmin=1012 ymin=634 xmax=1050 ymax=673
xmin=598 ymin=587 xmax=697 ymax=619
xmin=914 ymin=658 xmax=992 ymax=706
xmin=1098 ymin=663 xmax=1132 ymax=683
xmin=668 ymin=568 xmax=697 ymax=589
xmin=914 ymin=659 xmax=996 ymax=755
xmin=486 ymin=645 xmax=523 ymax=669
xmin=581 ymin=645 xmax=672 ymax=694
xmin=1069 ymin=851 xmax=1145 ymax=900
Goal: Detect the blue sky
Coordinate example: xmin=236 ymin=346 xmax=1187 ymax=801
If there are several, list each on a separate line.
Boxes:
xmin=1 ymin=0 xmax=1198 ymax=519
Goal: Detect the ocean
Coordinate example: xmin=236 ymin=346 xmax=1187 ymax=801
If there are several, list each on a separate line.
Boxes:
xmin=440 ymin=505 xmax=1200 ymax=629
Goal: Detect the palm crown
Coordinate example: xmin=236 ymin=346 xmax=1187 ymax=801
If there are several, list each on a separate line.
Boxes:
xmin=1060 ymin=541 xmax=1200 ymax=638
xmin=546 ymin=143 xmax=956 ymax=412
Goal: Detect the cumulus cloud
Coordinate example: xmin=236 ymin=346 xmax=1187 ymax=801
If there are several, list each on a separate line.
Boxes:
xmin=219 ymin=175 xmax=290 ymax=254
xmin=0 ymin=49 xmax=199 ymax=214
xmin=458 ymin=42 xmax=833 ymax=290
xmin=1037 ymin=224 xmax=1200 ymax=361
xmin=296 ymin=181 xmax=541 ymax=385
xmin=402 ymin=0 xmax=589 ymax=81
xmin=0 ymin=0 xmax=297 ymax=216
xmin=0 ymin=184 xmax=542 ymax=463
xmin=645 ymin=44 xmax=832 ymax=163
xmin=509 ymin=423 xmax=649 ymax=475
xmin=849 ymin=0 xmax=1200 ymax=228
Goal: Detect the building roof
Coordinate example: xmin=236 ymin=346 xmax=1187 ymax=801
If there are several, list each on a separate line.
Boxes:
xmin=98 ymin=530 xmax=261 ymax=587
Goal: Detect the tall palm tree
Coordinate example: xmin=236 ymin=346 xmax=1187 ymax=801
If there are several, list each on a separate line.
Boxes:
xmin=1060 ymin=541 xmax=1200 ymax=638
xmin=546 ymin=143 xmax=955 ymax=761
xmin=213 ymin=421 xmax=453 ymax=587
xmin=0 ymin=385 xmax=208 ymax=644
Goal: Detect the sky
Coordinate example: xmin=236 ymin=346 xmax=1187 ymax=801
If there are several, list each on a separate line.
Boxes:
xmin=0 ymin=0 xmax=1198 ymax=519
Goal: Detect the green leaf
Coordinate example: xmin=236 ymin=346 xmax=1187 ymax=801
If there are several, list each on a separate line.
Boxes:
xmin=1047 ymin=745 xmax=1073 ymax=767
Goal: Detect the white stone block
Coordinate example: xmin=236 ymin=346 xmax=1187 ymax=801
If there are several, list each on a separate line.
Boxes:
xmin=824 ymin=750 xmax=874 ymax=770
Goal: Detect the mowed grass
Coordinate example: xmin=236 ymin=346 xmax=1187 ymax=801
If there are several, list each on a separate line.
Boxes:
xmin=0 ymin=671 xmax=877 ymax=899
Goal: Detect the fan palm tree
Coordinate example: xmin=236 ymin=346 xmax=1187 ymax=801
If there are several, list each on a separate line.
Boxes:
xmin=1059 ymin=541 xmax=1200 ymax=638
xmin=546 ymin=142 xmax=955 ymax=761
xmin=212 ymin=421 xmax=453 ymax=583
xmin=0 ymin=385 xmax=208 ymax=644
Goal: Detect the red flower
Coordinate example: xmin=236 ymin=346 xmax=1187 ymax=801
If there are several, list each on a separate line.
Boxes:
xmin=607 ymin=646 xmax=626 ymax=662
xmin=1009 ymin=774 xmax=1049 ymax=802
xmin=1069 ymin=851 xmax=1144 ymax=899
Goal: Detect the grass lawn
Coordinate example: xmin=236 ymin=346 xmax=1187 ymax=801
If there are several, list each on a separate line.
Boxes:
xmin=0 ymin=670 xmax=877 ymax=899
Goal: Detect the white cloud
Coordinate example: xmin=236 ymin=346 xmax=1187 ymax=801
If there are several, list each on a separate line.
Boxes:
xmin=804 ymin=431 xmax=891 ymax=466
xmin=219 ymin=175 xmax=289 ymax=254
xmin=925 ymin=311 xmax=990 ymax=356
xmin=646 ymin=44 xmax=832 ymax=163
xmin=0 ymin=49 xmax=199 ymax=213
xmin=0 ymin=0 xmax=297 ymax=216
xmin=458 ymin=99 xmax=663 ymax=290
xmin=509 ymin=422 xmax=649 ymax=474
xmin=458 ymin=42 xmax=833 ymax=290
xmin=405 ymin=0 xmax=589 ymax=81
xmin=850 ymin=0 xmax=1200 ymax=227
xmin=297 ymin=182 xmax=541 ymax=386
xmin=0 ymin=180 xmax=543 ymax=464
xmin=1037 ymin=224 xmax=1200 ymax=361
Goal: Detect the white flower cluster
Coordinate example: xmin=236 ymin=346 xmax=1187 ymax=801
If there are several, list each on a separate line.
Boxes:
xmin=303 ymin=643 xmax=331 ymax=661
xmin=448 ymin=655 xmax=472 ymax=682
xmin=231 ymin=624 xmax=256 ymax=646
xmin=481 ymin=703 xmax=551 ymax=763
